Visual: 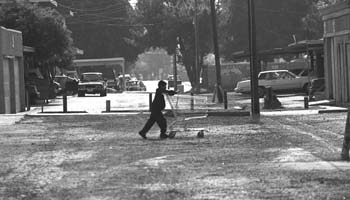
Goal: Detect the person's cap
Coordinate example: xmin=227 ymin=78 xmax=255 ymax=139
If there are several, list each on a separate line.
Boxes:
xmin=158 ymin=80 xmax=166 ymax=87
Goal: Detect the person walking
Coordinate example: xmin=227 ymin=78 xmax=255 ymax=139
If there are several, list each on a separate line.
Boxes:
xmin=138 ymin=80 xmax=176 ymax=139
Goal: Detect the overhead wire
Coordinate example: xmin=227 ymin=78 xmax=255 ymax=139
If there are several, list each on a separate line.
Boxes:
xmin=62 ymin=1 xmax=306 ymax=31
xmin=57 ymin=1 xmax=129 ymax=13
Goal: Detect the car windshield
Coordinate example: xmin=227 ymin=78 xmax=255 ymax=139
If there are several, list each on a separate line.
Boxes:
xmin=81 ymin=74 xmax=103 ymax=82
xmin=290 ymin=69 xmax=308 ymax=76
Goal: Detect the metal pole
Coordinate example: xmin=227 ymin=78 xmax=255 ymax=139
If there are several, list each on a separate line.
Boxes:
xmin=191 ymin=92 xmax=194 ymax=111
xmin=224 ymin=91 xmax=228 ymax=109
xmin=63 ymin=94 xmax=67 ymax=113
xmin=106 ymin=100 xmax=111 ymax=112
xmin=194 ymin=0 xmax=199 ymax=93
xmin=210 ymin=0 xmax=223 ymax=103
xmin=173 ymin=53 xmax=178 ymax=92
xmin=248 ymin=0 xmax=260 ymax=118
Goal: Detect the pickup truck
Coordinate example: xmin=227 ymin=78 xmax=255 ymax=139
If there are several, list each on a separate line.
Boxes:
xmin=78 ymin=72 xmax=107 ymax=97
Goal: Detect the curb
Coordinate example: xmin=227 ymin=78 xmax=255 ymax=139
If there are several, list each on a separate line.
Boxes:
xmin=318 ymin=109 xmax=348 ymax=114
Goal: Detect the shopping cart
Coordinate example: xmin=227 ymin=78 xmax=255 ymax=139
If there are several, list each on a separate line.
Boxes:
xmin=165 ymin=94 xmax=208 ymax=139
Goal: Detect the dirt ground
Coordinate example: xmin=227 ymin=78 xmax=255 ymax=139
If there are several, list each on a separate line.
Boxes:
xmin=1 ymin=113 xmax=350 ymax=200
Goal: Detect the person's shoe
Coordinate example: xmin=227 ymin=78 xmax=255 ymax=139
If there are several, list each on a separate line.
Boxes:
xmin=138 ymin=132 xmax=147 ymax=139
xmin=160 ymin=133 xmax=169 ymax=139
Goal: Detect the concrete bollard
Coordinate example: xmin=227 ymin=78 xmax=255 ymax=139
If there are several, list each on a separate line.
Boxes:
xmin=264 ymin=87 xmax=273 ymax=109
xmin=304 ymin=96 xmax=309 ymax=109
xmin=191 ymin=92 xmax=194 ymax=111
xmin=106 ymin=100 xmax=111 ymax=112
xmin=63 ymin=94 xmax=67 ymax=113
xmin=224 ymin=91 xmax=228 ymax=109
xmin=263 ymin=87 xmax=282 ymax=109
xmin=149 ymin=93 xmax=152 ymax=111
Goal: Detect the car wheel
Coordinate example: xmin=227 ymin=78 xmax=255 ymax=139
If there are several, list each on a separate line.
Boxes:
xmin=258 ymin=87 xmax=265 ymax=98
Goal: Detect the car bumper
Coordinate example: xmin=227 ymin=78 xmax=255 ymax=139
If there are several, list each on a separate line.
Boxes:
xmin=78 ymin=86 xmax=105 ymax=94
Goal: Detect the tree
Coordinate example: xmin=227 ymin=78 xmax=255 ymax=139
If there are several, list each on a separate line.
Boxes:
xmin=0 ymin=1 xmax=75 ymax=73
xmin=133 ymin=0 xmax=213 ymax=88
xmin=218 ymin=0 xmax=321 ymax=59
xmin=58 ymin=0 xmax=143 ymax=63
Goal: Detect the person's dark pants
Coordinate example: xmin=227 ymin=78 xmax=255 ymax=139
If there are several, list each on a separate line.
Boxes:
xmin=139 ymin=112 xmax=167 ymax=135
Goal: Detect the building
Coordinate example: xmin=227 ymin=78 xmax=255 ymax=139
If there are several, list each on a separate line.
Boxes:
xmin=0 ymin=27 xmax=26 ymax=113
xmin=320 ymin=0 xmax=350 ymax=104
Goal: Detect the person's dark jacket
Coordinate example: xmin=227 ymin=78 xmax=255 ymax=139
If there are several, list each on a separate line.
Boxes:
xmin=151 ymin=88 xmax=176 ymax=113
xmin=151 ymin=88 xmax=166 ymax=113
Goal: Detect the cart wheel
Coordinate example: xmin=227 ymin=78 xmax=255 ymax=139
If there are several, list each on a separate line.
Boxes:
xmin=197 ymin=130 xmax=204 ymax=138
xmin=169 ymin=131 xmax=177 ymax=139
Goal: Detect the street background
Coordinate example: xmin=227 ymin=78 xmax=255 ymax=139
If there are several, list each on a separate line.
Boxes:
xmin=1 ymin=83 xmax=350 ymax=199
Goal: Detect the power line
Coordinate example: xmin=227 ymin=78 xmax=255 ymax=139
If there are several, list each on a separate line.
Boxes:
xmin=57 ymin=1 xmax=129 ymax=13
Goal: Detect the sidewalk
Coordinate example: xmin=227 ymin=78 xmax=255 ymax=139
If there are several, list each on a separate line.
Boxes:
xmin=0 ymin=93 xmax=348 ymax=125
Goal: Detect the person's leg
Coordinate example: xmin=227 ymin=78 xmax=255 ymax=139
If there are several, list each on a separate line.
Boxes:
xmin=155 ymin=113 xmax=168 ymax=138
xmin=139 ymin=116 xmax=156 ymax=139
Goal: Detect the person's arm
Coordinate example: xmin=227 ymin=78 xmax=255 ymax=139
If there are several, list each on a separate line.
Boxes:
xmin=165 ymin=90 xmax=177 ymax=96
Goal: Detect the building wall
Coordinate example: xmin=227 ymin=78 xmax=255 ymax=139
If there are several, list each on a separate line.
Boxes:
xmin=321 ymin=1 xmax=350 ymax=104
xmin=0 ymin=26 xmax=25 ymax=114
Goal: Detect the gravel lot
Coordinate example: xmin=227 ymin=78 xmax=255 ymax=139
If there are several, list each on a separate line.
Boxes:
xmin=1 ymin=113 xmax=350 ymax=199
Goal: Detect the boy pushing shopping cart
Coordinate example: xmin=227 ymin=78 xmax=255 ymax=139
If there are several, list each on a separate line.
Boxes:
xmin=138 ymin=80 xmax=207 ymax=139
xmin=165 ymin=93 xmax=208 ymax=139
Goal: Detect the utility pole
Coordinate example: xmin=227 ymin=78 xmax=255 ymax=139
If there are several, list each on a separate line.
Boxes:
xmin=210 ymin=0 xmax=223 ymax=103
xmin=173 ymin=52 xmax=178 ymax=92
xmin=194 ymin=0 xmax=199 ymax=93
xmin=248 ymin=0 xmax=260 ymax=118
xmin=174 ymin=36 xmax=182 ymax=92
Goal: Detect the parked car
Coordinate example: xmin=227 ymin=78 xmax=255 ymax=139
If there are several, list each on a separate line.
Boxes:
xmin=126 ymin=79 xmax=147 ymax=91
xmin=26 ymin=71 xmax=60 ymax=101
xmin=234 ymin=70 xmax=310 ymax=97
xmin=289 ymin=68 xmax=314 ymax=78
xmin=54 ymin=75 xmax=78 ymax=95
xmin=167 ymin=75 xmax=182 ymax=88
xmin=78 ymin=72 xmax=107 ymax=97
xmin=116 ymin=74 xmax=132 ymax=91
xmin=66 ymin=70 xmax=80 ymax=82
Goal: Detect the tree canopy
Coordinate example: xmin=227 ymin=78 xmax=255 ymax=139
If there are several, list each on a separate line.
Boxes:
xmin=0 ymin=1 xmax=74 ymax=69
xmin=134 ymin=0 xmax=213 ymax=86
xmin=218 ymin=0 xmax=322 ymax=59
xmin=58 ymin=0 xmax=143 ymax=62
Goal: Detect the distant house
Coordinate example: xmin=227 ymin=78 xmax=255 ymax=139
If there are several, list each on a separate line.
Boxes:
xmin=320 ymin=0 xmax=350 ymax=103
